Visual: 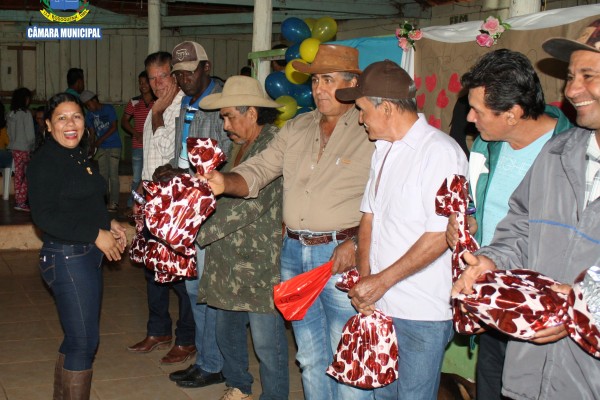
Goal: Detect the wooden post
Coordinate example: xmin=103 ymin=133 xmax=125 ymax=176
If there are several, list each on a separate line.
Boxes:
xmin=252 ymin=0 xmax=272 ymax=86
xmin=509 ymin=0 xmax=539 ymax=17
xmin=148 ymin=0 xmax=161 ymax=54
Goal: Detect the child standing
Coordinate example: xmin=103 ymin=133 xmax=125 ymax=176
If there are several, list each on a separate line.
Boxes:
xmin=7 ymin=88 xmax=35 ymax=211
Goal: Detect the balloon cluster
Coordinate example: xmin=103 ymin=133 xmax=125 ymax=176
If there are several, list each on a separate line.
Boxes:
xmin=266 ymin=16 xmax=338 ymax=127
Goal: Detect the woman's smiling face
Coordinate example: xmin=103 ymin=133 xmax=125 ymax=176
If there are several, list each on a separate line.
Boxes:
xmin=46 ymin=101 xmax=85 ymax=149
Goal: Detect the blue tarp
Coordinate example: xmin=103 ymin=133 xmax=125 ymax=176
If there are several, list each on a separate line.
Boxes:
xmin=330 ymin=36 xmax=402 ymax=70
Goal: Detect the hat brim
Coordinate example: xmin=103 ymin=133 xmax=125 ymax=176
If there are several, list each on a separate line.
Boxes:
xmin=335 ymin=86 xmax=363 ymax=102
xmin=171 ymin=60 xmax=201 ymax=73
xmin=292 ymin=60 xmax=362 ymax=75
xmin=543 ymin=37 xmax=600 ymax=63
xmin=200 ymin=93 xmax=282 ymax=110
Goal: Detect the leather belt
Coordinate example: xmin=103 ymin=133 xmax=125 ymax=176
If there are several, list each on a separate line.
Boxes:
xmin=286 ymin=226 xmax=359 ymax=246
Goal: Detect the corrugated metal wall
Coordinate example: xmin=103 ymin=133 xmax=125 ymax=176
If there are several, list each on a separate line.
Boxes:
xmin=0 ymin=30 xmax=253 ymax=104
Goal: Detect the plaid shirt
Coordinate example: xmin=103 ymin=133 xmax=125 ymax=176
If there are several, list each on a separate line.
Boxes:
xmin=584 ymin=132 xmax=600 ymax=208
xmin=141 ymin=91 xmax=184 ymax=181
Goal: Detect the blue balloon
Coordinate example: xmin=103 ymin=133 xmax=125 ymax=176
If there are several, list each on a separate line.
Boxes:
xmin=291 ymin=82 xmax=315 ymax=108
xmin=265 ymin=72 xmax=292 ymax=99
xmin=281 ymin=17 xmax=311 ymax=43
xmin=285 ymin=43 xmax=301 ymax=63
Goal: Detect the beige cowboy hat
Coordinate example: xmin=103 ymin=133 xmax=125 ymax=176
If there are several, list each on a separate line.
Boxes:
xmin=200 ymin=75 xmax=282 ymax=109
xmin=292 ymin=44 xmax=361 ymax=75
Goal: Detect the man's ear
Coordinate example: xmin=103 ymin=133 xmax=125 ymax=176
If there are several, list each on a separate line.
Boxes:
xmin=204 ymin=61 xmax=211 ymax=73
xmin=506 ymin=105 xmax=523 ymax=126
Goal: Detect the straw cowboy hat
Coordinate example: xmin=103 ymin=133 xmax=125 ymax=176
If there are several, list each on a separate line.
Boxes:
xmin=292 ymin=44 xmax=362 ymax=75
xmin=200 ymin=75 xmax=281 ymax=109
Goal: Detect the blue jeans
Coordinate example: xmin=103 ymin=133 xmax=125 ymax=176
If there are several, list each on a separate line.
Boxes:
xmin=38 ymin=242 xmax=104 ymax=371
xmin=128 ymin=148 xmax=143 ymax=207
xmin=280 ymin=236 xmax=374 ymax=400
xmin=216 ymin=309 xmax=289 ymax=399
xmin=144 ymin=268 xmax=195 ymax=345
xmin=97 ymin=147 xmax=120 ymax=205
xmin=185 ymin=246 xmax=223 ymax=373
xmin=375 ymin=318 xmax=453 ymax=400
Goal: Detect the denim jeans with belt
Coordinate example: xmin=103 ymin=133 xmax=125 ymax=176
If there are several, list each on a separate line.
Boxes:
xmin=38 ymin=241 xmax=104 ymax=371
xmin=280 ymin=235 xmax=374 ymax=400
xmin=216 ymin=309 xmax=289 ymax=399
xmin=374 ymin=318 xmax=453 ymax=400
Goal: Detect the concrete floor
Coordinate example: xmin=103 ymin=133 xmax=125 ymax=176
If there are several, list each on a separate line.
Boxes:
xmin=0 ymin=250 xmax=305 ymax=400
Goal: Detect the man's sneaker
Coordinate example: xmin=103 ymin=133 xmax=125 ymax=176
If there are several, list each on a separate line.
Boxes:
xmin=220 ymin=388 xmax=253 ymax=400
xmin=14 ymin=204 xmax=30 ymax=212
xmin=107 ymin=203 xmax=119 ymax=212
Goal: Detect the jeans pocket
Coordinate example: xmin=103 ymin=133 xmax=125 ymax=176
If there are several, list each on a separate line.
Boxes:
xmin=39 ymin=252 xmax=56 ymax=287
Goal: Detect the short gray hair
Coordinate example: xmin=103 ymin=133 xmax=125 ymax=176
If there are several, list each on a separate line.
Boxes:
xmin=367 ymin=95 xmax=417 ymax=113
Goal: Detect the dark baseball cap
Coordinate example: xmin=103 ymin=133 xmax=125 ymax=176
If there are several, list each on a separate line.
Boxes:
xmin=336 ymin=59 xmax=415 ymax=102
xmin=543 ymin=18 xmax=600 ymax=62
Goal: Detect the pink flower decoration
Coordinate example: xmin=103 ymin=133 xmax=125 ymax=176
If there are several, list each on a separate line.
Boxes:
xmin=408 ymin=29 xmax=423 ymax=41
xmin=476 ymin=33 xmax=494 ymax=48
xmin=398 ymin=37 xmax=410 ymax=51
xmin=481 ymin=16 xmax=502 ymax=36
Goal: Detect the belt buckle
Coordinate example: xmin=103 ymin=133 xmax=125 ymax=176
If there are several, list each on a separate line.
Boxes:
xmin=298 ymin=233 xmax=313 ymax=246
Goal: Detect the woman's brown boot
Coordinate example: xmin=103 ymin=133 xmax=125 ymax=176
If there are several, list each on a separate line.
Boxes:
xmin=62 ymin=368 xmax=93 ymax=400
xmin=53 ymin=353 xmax=65 ymax=400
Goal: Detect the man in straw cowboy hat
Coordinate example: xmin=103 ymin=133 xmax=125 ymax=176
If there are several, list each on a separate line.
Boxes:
xmin=452 ymin=18 xmax=600 ymax=400
xmin=336 ymin=60 xmax=467 ymax=399
xmin=191 ymin=75 xmax=289 ymax=400
xmin=202 ymin=44 xmax=375 ymax=399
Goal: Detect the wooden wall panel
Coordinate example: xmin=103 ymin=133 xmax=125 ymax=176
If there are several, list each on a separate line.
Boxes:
xmin=96 ymin=38 xmax=110 ymax=101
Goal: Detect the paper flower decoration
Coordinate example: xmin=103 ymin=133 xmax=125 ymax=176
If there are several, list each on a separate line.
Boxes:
xmin=476 ymin=16 xmax=511 ymax=47
xmin=396 ymin=21 xmax=423 ymax=51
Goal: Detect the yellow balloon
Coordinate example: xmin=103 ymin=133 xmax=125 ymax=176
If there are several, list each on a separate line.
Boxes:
xmin=276 ymin=95 xmax=298 ymax=121
xmin=285 ymin=59 xmax=310 ymax=85
xmin=274 ymin=119 xmax=287 ymax=128
xmin=312 ymin=17 xmax=337 ymax=42
xmin=299 ymin=38 xmax=321 ymax=63
xmin=304 ymin=18 xmax=316 ymax=32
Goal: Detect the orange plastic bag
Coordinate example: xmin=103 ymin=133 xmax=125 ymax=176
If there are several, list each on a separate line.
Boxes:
xmin=274 ymin=261 xmax=333 ymax=321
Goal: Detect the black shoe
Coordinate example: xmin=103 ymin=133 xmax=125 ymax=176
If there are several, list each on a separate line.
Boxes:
xmin=169 ymin=364 xmax=197 ymax=382
xmin=176 ymin=368 xmax=225 ymax=388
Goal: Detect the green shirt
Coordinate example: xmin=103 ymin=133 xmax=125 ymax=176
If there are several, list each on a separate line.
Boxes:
xmin=197 ymin=124 xmax=283 ymax=313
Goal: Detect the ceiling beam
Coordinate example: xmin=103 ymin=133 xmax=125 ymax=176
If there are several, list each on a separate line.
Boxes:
xmin=166 ymin=0 xmax=409 ymax=16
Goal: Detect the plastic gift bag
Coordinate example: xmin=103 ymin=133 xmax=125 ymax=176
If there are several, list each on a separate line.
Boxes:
xmin=567 ymin=267 xmax=600 ymax=357
xmin=453 ymin=269 xmax=568 ymax=339
xmin=435 ymin=174 xmax=482 ymax=334
xmin=326 ymin=309 xmax=398 ymax=388
xmin=142 ymin=138 xmax=225 ymax=282
xmin=274 ymin=261 xmax=333 ymax=321
xmin=129 ymin=201 xmax=146 ymax=264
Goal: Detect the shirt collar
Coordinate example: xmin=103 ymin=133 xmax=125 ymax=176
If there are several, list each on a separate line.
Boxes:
xmin=586 ymin=132 xmax=600 ymax=163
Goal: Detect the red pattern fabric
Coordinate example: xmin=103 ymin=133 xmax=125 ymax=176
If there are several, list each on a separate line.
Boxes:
xmin=326 ymin=310 xmax=398 ymax=388
xmin=435 ymin=174 xmax=482 ymax=333
xmin=12 ymin=150 xmax=29 ymax=206
xmin=140 ymin=138 xmax=225 ymax=283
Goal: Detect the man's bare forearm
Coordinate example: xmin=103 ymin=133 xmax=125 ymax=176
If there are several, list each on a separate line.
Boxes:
xmin=222 ymin=172 xmax=250 ymax=197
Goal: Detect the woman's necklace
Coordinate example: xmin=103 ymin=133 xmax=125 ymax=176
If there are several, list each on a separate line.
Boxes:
xmin=70 ymin=149 xmax=93 ymax=175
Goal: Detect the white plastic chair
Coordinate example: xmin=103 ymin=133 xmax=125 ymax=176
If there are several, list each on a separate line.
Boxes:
xmin=2 ymin=159 xmax=14 ymax=201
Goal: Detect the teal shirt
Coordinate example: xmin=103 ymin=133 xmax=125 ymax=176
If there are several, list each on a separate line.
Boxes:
xmin=481 ymin=130 xmax=552 ymax=245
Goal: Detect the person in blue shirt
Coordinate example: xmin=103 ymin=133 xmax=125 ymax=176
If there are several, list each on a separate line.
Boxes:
xmin=81 ymin=90 xmax=121 ymax=212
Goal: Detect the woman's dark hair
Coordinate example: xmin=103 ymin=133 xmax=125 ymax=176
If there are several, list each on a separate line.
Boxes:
xmin=461 ymin=49 xmax=545 ymax=120
xmin=43 ymin=93 xmax=88 ymax=150
xmin=44 ymin=92 xmax=84 ymax=121
xmin=10 ymin=87 xmax=32 ymax=112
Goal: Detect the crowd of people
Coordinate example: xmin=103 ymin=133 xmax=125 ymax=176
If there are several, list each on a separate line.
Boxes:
xmin=9 ymin=15 xmax=600 ymax=400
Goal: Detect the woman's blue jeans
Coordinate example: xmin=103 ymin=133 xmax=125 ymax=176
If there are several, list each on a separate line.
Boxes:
xmin=38 ymin=242 xmax=104 ymax=371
